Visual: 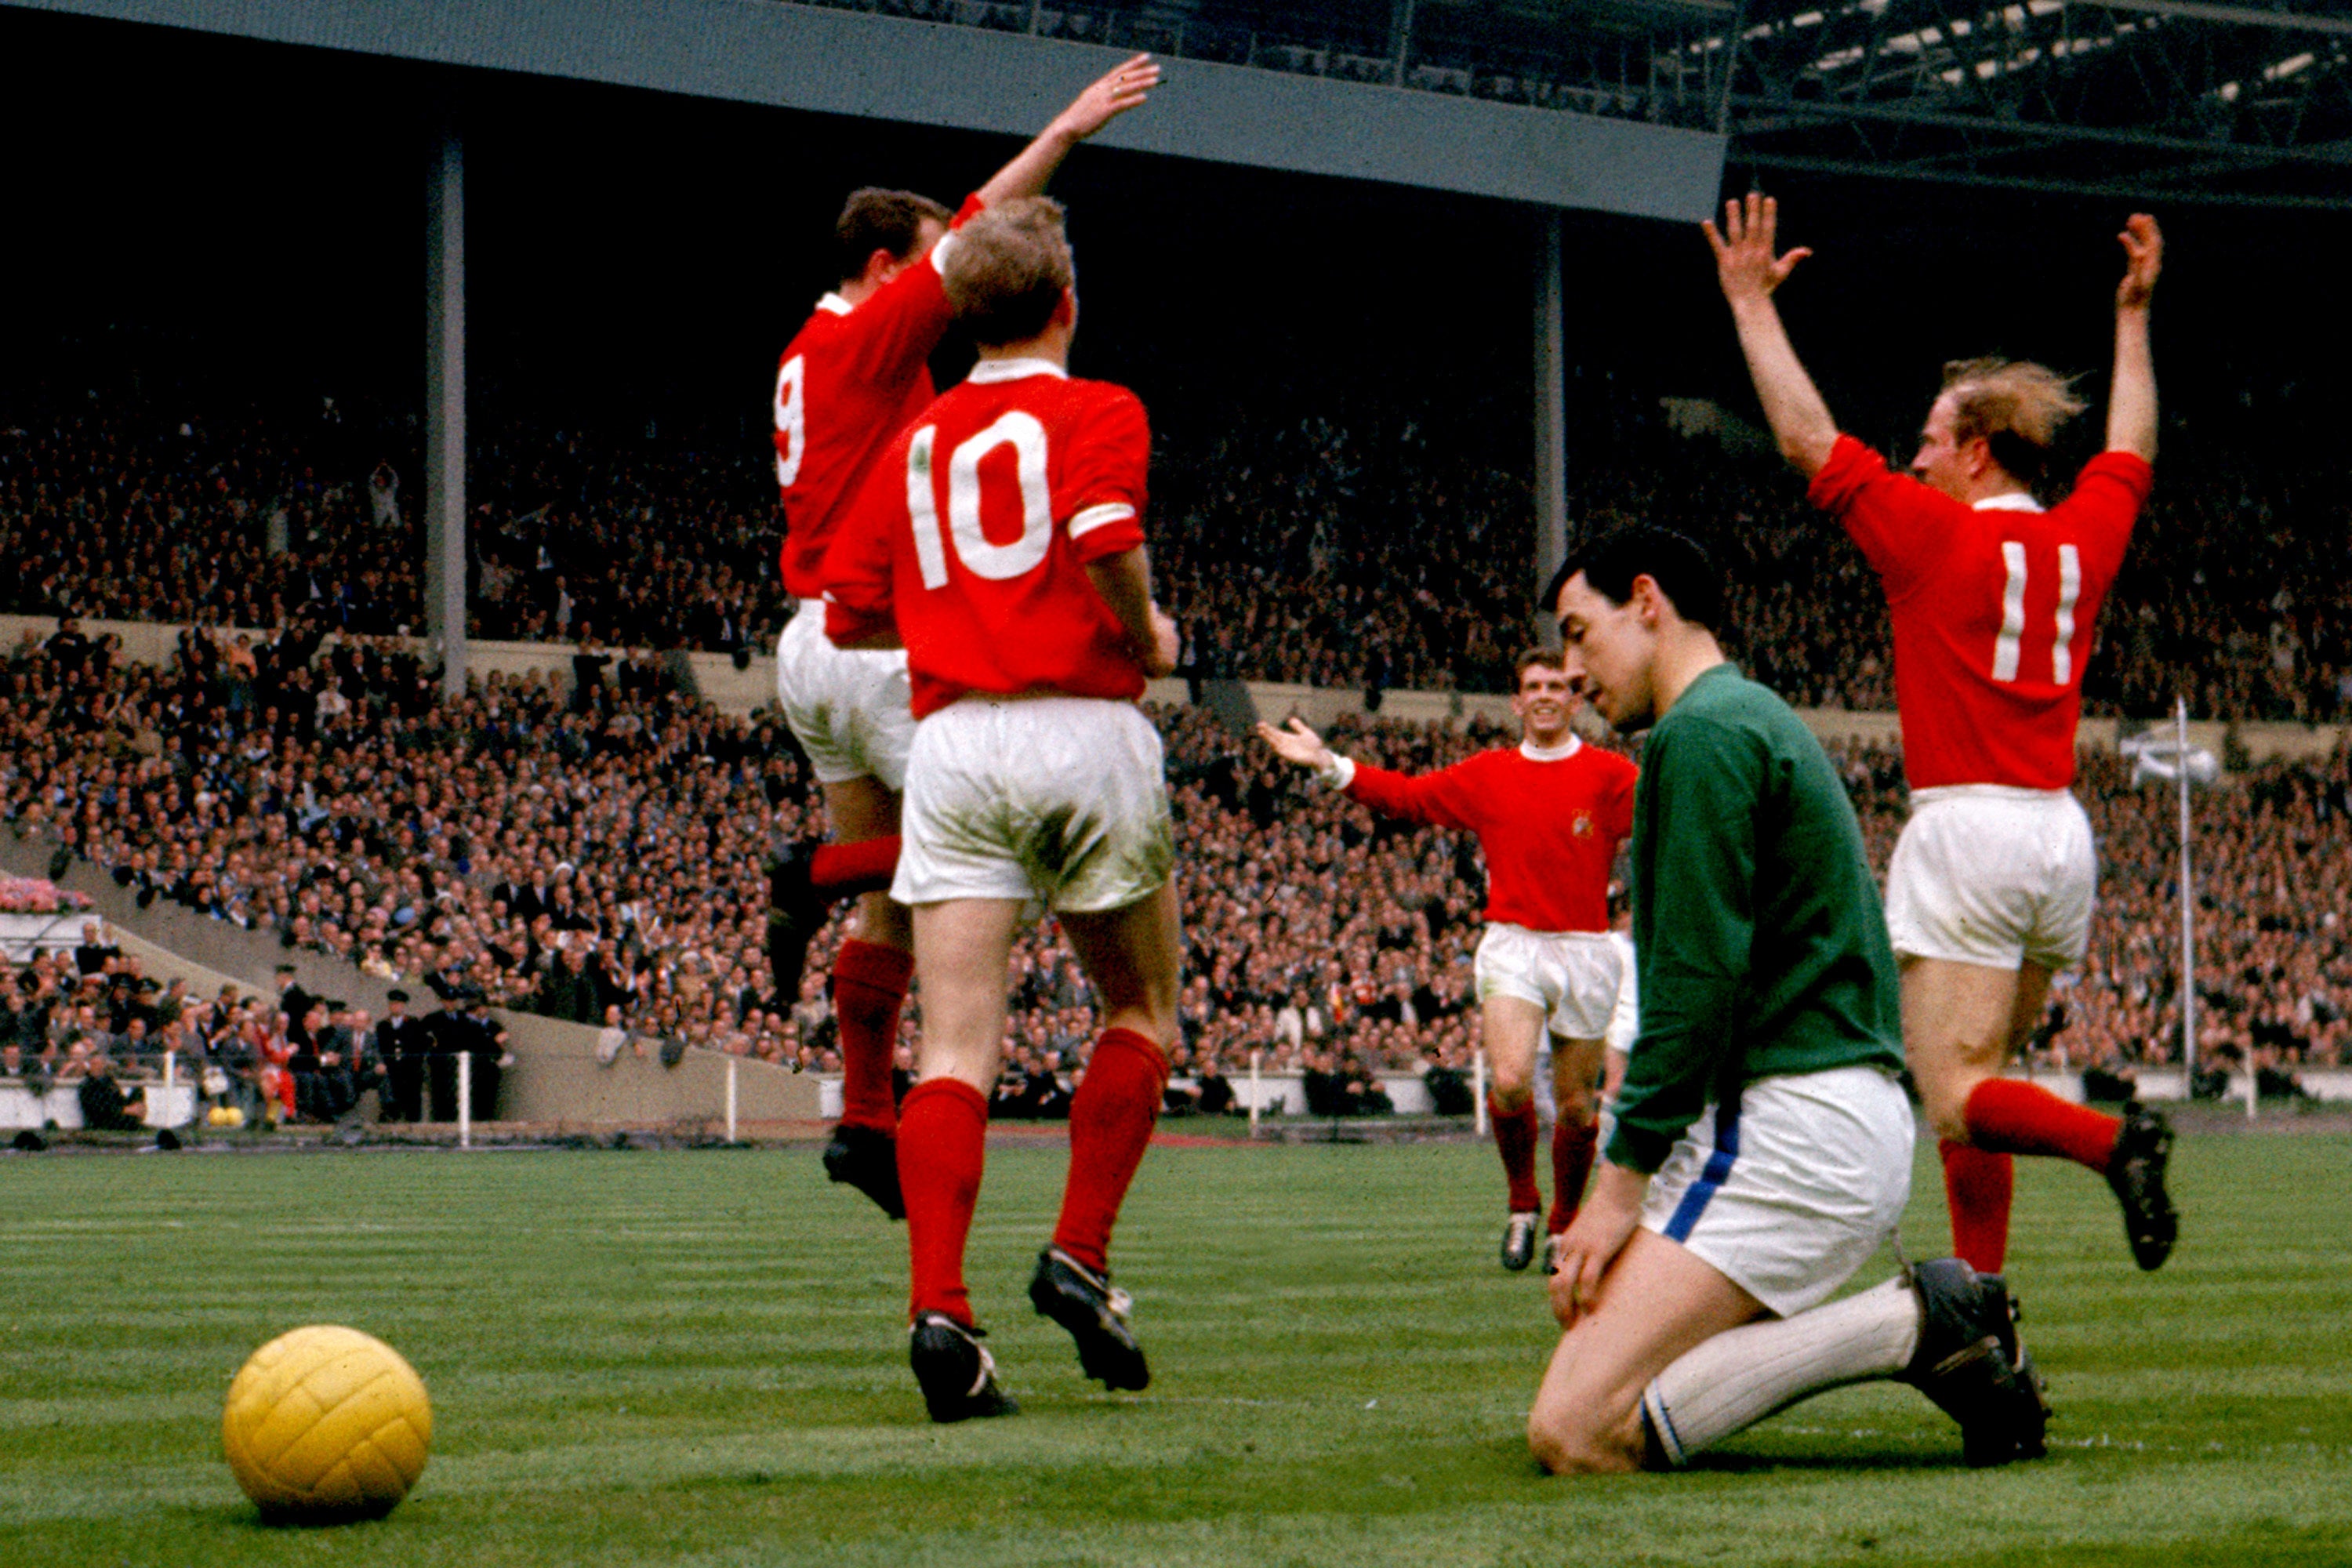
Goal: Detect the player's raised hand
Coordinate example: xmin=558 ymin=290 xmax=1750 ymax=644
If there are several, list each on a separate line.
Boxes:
xmin=1703 ymin=192 xmax=1811 ymax=307
xmin=1255 ymin=717 xmax=1334 ymax=771
xmin=2116 ymin=212 xmax=2162 ymax=311
xmin=1053 ymin=53 xmax=1161 ymax=142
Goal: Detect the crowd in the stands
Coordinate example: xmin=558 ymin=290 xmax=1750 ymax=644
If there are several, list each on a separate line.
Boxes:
xmin=8 ymin=376 xmax=2350 ymax=721
xmin=2 ymin=607 xmax=2346 ymax=1127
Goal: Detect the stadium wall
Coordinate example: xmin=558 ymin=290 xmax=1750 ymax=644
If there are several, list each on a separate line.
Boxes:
xmin=9 ymin=0 xmax=1726 ymax=219
xmin=20 ymin=612 xmax=2344 ymax=764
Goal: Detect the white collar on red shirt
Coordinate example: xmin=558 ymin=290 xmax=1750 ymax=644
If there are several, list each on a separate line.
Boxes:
xmin=1973 ymin=491 xmax=2044 ymax=514
xmin=967 ymin=358 xmax=1067 ymax=384
xmin=1519 ymin=735 xmax=1583 ymax=763
xmin=815 ymin=292 xmax=853 ymax=318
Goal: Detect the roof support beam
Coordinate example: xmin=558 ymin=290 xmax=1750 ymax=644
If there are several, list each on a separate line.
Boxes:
xmin=1726 ymin=89 xmax=2352 ymax=162
xmin=2088 ymin=2 xmax=2352 ymax=38
xmin=1738 ymin=147 xmax=2352 ymax=205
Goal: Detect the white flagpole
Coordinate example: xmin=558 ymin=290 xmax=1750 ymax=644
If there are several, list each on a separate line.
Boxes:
xmin=1473 ymin=1049 xmax=1489 ymax=1138
xmin=2176 ymin=697 xmax=2197 ymax=1098
xmin=726 ymin=1056 xmax=740 ymax=1143
xmin=458 ymin=1051 xmax=473 ymax=1149
xmin=1248 ymin=1049 xmax=1261 ymax=1135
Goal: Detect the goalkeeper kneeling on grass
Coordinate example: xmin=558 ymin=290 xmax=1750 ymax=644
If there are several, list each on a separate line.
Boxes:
xmin=1530 ymin=526 xmax=2049 ymax=1474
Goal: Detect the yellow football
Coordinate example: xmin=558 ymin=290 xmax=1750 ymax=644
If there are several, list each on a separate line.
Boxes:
xmin=222 ymin=1325 xmax=431 ymax=1523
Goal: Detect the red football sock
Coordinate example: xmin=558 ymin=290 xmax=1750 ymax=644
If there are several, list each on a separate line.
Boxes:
xmin=1548 ymin=1116 xmax=1599 ymax=1234
xmin=1940 ymin=1138 xmax=2016 ymax=1275
xmin=809 ymin=837 xmax=899 ymax=899
xmin=898 ymin=1077 xmax=988 ymax=1326
xmin=1050 ymin=1029 xmax=1168 ymax=1276
xmin=1965 ymin=1078 xmax=2121 ymax=1173
xmin=1491 ymin=1098 xmax=1542 ymax=1213
xmin=833 ymin=938 xmax=913 ymax=1132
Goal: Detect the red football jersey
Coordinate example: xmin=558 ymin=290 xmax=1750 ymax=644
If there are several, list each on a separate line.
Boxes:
xmin=772 ymin=197 xmax=982 ymax=601
xmin=1344 ymin=739 xmax=1636 ymax=932
xmin=822 ymin=359 xmax=1152 ymax=717
xmin=1809 ymin=435 xmax=2152 ymax=791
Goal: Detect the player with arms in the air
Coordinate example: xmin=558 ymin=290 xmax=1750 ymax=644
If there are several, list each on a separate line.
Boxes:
xmin=766 ymin=55 xmax=1158 ymax=1221
xmin=823 ymin=197 xmax=1182 ymax=1423
xmin=1706 ymin=193 xmax=2176 ymax=1282
xmin=1257 ymin=653 xmax=1635 ymax=1271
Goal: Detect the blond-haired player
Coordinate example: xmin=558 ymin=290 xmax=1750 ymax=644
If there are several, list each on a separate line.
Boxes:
xmin=1706 ymin=194 xmax=2175 ymax=1287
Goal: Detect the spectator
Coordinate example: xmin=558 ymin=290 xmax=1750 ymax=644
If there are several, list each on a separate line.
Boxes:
xmin=73 ymin=1051 xmax=147 ymax=1132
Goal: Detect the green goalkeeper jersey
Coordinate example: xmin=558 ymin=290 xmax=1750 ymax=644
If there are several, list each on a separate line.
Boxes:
xmin=1606 ymin=662 xmax=1904 ymax=1174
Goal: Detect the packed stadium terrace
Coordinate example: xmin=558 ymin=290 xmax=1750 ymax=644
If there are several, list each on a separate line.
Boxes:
xmin=3 ymin=623 xmax=2347 ymax=1104
xmin=5 ymin=382 xmax=2350 ymax=719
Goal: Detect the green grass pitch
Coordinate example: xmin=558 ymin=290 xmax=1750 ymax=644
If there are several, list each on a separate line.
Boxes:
xmin=2 ymin=1129 xmax=2347 ymax=1566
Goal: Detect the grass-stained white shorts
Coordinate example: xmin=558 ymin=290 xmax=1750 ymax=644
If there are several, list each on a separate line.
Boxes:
xmin=1639 ymin=1064 xmax=1915 ymax=1318
xmin=775 ymin=602 xmax=915 ymax=792
xmin=894 ymin=694 xmax=1173 ymax=913
xmin=1475 ymin=924 xmax=1624 ymax=1040
xmin=1886 ymin=785 xmax=2094 ymax=971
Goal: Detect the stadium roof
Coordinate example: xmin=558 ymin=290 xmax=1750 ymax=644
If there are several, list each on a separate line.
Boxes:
xmin=793 ymin=0 xmax=2352 ymax=209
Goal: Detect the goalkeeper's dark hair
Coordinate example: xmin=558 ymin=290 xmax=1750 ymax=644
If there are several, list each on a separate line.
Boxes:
xmin=1543 ymin=526 xmax=1723 ymax=632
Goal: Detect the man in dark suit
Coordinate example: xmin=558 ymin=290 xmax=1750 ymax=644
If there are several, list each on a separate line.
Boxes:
xmin=460 ymin=994 xmax=511 ymax=1123
xmin=376 ymin=990 xmax=430 ymax=1123
xmin=274 ymin=964 xmax=317 ymax=1048
xmin=289 ymin=1000 xmax=356 ymax=1121
xmin=490 ymin=865 xmax=539 ymax=922
xmin=425 ymin=991 xmax=468 ymax=1121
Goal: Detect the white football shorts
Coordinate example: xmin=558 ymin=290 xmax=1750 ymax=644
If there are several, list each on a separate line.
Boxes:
xmin=1885 ymin=786 xmax=2095 ymax=971
xmin=775 ymin=601 xmax=915 ymax=792
xmin=1639 ymin=1064 xmax=1915 ymax=1319
xmin=1604 ymin=930 xmax=1640 ymax=1055
xmin=1475 ymin=924 xmax=1623 ymax=1040
xmin=894 ymin=695 xmax=1174 ymax=914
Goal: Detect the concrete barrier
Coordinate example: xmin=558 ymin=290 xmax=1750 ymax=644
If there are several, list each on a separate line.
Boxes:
xmin=11 ymin=611 xmax=2345 ymax=764
xmin=0 ymin=1080 xmax=197 ymax=1131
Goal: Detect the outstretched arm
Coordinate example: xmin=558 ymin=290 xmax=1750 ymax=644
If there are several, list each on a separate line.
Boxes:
xmin=2107 ymin=213 xmax=2161 ymax=463
xmin=1703 ymin=193 xmax=1839 ymax=479
xmin=976 ymin=53 xmax=1161 ymax=207
xmin=1255 ymin=717 xmax=1338 ymax=773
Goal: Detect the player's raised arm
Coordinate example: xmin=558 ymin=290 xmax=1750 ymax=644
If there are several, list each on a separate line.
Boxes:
xmin=1704 ymin=193 xmax=1839 ymax=479
xmin=2106 ymin=213 xmax=2161 ymax=464
xmin=976 ymin=53 xmax=1161 ymax=208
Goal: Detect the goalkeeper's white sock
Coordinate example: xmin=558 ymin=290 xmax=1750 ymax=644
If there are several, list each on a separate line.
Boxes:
xmin=1641 ymin=1277 xmax=1921 ymax=1467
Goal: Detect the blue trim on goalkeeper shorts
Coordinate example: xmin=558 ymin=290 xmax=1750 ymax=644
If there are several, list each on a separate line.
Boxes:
xmin=1663 ymin=1091 xmax=1742 ymax=1243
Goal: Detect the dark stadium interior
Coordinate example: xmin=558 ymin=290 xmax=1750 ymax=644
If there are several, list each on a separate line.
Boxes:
xmin=4 ymin=3 xmax=2351 ymax=1104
